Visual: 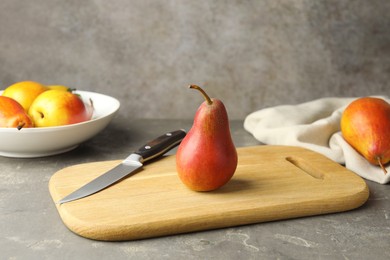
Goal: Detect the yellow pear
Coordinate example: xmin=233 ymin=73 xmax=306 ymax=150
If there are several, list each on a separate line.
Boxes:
xmin=2 ymin=81 xmax=47 ymax=111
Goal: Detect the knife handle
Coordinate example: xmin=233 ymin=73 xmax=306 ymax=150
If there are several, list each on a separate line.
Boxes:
xmin=135 ymin=129 xmax=186 ymax=162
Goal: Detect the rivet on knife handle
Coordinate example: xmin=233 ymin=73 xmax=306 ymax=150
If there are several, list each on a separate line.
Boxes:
xmin=57 ymin=129 xmax=186 ymax=204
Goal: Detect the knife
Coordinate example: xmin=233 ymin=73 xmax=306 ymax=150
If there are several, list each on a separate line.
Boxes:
xmin=57 ymin=129 xmax=186 ymax=205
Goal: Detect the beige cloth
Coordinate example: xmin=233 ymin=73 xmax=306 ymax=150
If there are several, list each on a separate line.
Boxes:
xmin=244 ymin=97 xmax=390 ymax=184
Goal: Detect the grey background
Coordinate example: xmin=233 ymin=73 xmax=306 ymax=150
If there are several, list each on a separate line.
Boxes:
xmin=0 ymin=0 xmax=389 ymax=120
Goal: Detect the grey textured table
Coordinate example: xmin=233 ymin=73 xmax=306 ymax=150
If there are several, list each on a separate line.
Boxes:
xmin=1 ymin=118 xmax=389 ymax=260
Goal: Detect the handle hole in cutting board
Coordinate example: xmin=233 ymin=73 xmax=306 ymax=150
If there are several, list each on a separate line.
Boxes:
xmin=285 ymin=157 xmax=324 ymax=180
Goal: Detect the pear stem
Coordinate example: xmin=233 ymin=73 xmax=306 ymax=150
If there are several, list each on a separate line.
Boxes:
xmin=17 ymin=122 xmax=25 ymax=131
xmin=376 ymin=156 xmax=388 ymax=174
xmin=189 ymin=85 xmax=213 ymax=105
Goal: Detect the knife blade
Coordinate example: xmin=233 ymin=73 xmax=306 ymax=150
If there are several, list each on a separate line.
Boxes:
xmin=57 ymin=129 xmax=186 ymax=204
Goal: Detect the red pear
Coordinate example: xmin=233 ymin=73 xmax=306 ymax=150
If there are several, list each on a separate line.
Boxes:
xmin=176 ymin=85 xmax=238 ymax=191
xmin=0 ymin=96 xmax=34 ymax=130
xmin=341 ymin=97 xmax=390 ymax=174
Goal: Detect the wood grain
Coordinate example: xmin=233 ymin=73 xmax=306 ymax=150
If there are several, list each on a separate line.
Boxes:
xmin=49 ymin=145 xmax=369 ymax=241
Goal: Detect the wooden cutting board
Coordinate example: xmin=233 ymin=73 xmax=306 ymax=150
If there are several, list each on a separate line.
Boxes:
xmin=49 ymin=145 xmax=369 ymax=241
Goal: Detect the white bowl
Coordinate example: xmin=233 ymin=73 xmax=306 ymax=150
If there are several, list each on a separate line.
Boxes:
xmin=0 ymin=90 xmax=120 ymax=158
